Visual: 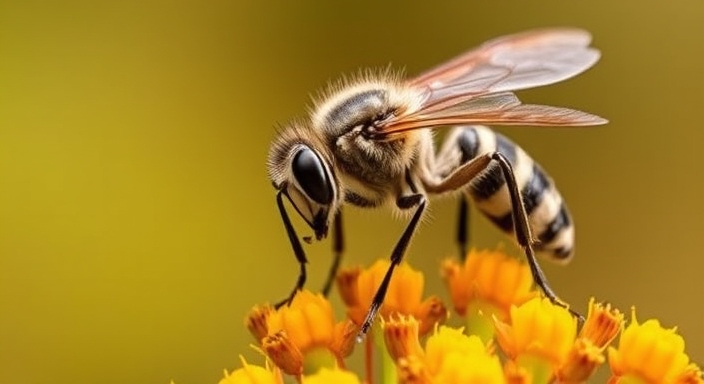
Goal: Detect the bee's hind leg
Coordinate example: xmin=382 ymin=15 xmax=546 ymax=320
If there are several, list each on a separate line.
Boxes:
xmin=425 ymin=147 xmax=583 ymax=322
xmin=489 ymin=153 xmax=583 ymax=322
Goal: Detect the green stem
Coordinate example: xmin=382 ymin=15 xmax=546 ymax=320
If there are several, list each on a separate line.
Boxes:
xmin=373 ymin=323 xmax=397 ymax=384
xmin=516 ymin=354 xmax=553 ymax=384
xmin=464 ymin=300 xmax=501 ymax=343
xmin=365 ymin=334 xmax=374 ymax=384
xmin=302 ymin=347 xmax=337 ymax=375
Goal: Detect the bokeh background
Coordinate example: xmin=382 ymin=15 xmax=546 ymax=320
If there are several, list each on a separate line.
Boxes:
xmin=1 ymin=1 xmax=703 ymax=383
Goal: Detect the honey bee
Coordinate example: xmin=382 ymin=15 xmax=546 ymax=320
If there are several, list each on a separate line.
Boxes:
xmin=266 ymin=28 xmax=607 ymax=339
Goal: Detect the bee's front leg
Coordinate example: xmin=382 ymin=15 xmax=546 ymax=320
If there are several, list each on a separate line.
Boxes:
xmin=274 ymin=191 xmax=308 ymax=309
xmin=321 ymin=210 xmax=343 ymax=297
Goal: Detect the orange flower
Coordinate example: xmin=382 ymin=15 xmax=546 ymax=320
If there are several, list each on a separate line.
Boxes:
xmin=608 ymin=309 xmax=703 ymax=384
xmin=337 ymin=259 xmax=447 ymax=335
xmin=381 ymin=315 xmax=424 ymax=362
xmin=579 ymin=299 xmax=624 ymax=349
xmin=442 ymin=249 xmax=537 ymax=341
xmin=245 ymin=290 xmax=357 ymax=377
xmin=246 ymin=304 xmax=273 ymax=342
xmin=557 ymin=337 xmax=606 ymax=384
xmin=442 ymin=249 xmax=536 ymax=320
xmin=556 ymin=298 xmax=624 ymax=383
xmin=260 ymin=330 xmax=306 ymax=377
xmin=233 ymin=250 xmax=696 ymax=384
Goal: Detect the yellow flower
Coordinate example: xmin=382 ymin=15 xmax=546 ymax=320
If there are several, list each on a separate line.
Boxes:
xmin=219 ymin=356 xmax=283 ymax=384
xmin=424 ymin=326 xmax=505 ymax=383
xmin=383 ymin=316 xmax=506 ymax=383
xmin=302 ymin=367 xmax=362 ymax=384
xmin=337 ymin=259 xmax=447 ymax=335
xmin=608 ymin=309 xmax=703 ymax=384
xmin=442 ymin=248 xmax=536 ymax=321
xmin=496 ymin=297 xmax=577 ymax=365
xmin=494 ymin=297 xmax=577 ymax=383
xmin=495 ymin=297 xmax=624 ymax=383
xmin=245 ymin=290 xmax=357 ymax=377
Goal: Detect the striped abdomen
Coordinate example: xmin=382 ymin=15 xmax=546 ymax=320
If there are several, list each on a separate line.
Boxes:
xmin=439 ymin=125 xmax=575 ymax=263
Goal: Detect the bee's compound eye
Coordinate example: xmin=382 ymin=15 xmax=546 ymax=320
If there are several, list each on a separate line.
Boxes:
xmin=292 ymin=148 xmax=333 ymax=205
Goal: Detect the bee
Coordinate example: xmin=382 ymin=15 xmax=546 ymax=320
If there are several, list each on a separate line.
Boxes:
xmin=266 ymin=28 xmax=607 ymax=339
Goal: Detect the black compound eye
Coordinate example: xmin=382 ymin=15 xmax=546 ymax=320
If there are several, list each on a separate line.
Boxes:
xmin=292 ymin=148 xmax=333 ymax=205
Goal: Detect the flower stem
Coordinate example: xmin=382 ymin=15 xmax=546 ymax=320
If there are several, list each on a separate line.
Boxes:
xmin=381 ymin=345 xmax=397 ymax=384
xmin=374 ymin=324 xmax=397 ymax=384
xmin=465 ymin=301 xmax=501 ymax=343
xmin=302 ymin=347 xmax=337 ymax=375
xmin=365 ymin=334 xmax=374 ymax=384
xmin=516 ymin=354 xmax=553 ymax=384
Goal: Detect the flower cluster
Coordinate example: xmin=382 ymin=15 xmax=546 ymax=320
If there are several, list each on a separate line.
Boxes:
xmin=223 ymin=249 xmax=702 ymax=384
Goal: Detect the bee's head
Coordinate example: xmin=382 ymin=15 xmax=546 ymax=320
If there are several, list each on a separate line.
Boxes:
xmin=267 ymin=124 xmax=338 ymax=241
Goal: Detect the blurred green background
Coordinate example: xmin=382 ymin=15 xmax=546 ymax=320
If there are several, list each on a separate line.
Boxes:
xmin=1 ymin=0 xmax=703 ymax=383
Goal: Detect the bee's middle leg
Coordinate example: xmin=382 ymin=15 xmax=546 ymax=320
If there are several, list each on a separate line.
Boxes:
xmin=358 ymin=186 xmax=427 ymax=340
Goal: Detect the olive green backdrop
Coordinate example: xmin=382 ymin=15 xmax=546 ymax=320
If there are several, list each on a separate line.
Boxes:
xmin=1 ymin=1 xmax=703 ymax=383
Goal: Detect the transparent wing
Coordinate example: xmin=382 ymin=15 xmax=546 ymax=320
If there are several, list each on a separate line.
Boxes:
xmin=375 ymin=28 xmax=606 ymax=137
xmin=378 ymin=93 xmax=606 ymax=137
xmin=410 ymin=28 xmax=598 ymax=96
